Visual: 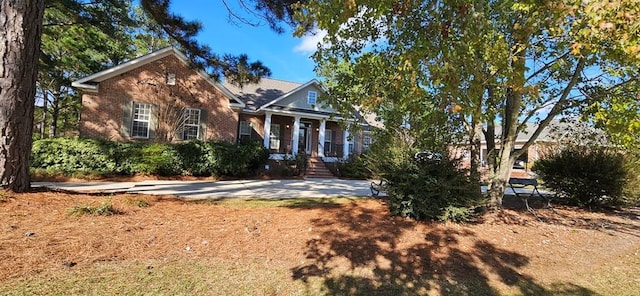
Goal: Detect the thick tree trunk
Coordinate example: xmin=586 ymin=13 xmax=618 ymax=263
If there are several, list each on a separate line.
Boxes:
xmin=0 ymin=0 xmax=45 ymax=192
xmin=487 ymin=143 xmax=516 ymax=208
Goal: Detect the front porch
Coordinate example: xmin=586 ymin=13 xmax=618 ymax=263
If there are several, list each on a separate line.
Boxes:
xmin=242 ymin=112 xmax=358 ymax=162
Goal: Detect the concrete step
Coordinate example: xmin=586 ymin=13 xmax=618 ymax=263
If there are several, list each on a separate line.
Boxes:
xmin=305 ymin=157 xmax=334 ymax=178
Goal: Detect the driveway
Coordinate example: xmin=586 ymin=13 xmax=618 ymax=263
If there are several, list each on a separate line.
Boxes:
xmin=33 ymin=179 xmax=375 ymax=199
xmin=33 ymin=179 xmax=550 ymax=199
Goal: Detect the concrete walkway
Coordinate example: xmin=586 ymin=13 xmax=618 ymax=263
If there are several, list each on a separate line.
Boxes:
xmin=33 ymin=179 xmax=375 ymax=199
xmin=33 ymin=179 xmax=551 ymax=199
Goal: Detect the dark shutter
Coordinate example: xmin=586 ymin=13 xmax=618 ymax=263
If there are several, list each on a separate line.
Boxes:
xmin=198 ymin=109 xmax=207 ymax=141
xmin=148 ymin=104 xmax=158 ymax=139
xmin=122 ymin=100 xmax=133 ymax=138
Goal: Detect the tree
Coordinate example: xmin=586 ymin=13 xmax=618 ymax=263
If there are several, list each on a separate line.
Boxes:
xmin=0 ymin=0 xmax=46 ymax=192
xmin=1 ymin=0 xmax=302 ymax=192
xmin=295 ymin=0 xmax=640 ymax=208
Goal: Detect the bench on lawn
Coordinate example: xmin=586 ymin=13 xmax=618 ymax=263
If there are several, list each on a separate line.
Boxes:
xmin=508 ymin=177 xmax=551 ymax=213
xmin=370 ymin=180 xmax=385 ymax=197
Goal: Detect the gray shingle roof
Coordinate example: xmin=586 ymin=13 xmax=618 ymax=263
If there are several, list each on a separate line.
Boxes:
xmin=223 ymin=78 xmax=302 ymax=111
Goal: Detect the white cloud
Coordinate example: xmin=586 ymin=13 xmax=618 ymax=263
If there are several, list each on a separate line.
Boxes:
xmin=293 ymin=30 xmax=327 ymax=55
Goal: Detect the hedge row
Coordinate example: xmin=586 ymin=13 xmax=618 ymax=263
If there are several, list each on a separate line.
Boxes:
xmin=31 ymin=138 xmax=269 ymax=178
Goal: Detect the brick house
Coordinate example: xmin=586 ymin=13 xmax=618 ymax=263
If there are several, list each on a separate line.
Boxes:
xmin=72 ymin=47 xmax=370 ymax=162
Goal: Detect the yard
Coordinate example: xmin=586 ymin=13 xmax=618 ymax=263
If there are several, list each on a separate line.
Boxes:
xmin=1 ymin=190 xmax=639 ymax=295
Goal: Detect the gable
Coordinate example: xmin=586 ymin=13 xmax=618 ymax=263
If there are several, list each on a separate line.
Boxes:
xmin=72 ymin=47 xmax=244 ymax=108
xmin=271 ymin=84 xmax=335 ymax=113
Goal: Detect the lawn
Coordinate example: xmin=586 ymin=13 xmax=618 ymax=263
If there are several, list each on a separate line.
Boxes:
xmin=1 ymin=190 xmax=639 ymax=295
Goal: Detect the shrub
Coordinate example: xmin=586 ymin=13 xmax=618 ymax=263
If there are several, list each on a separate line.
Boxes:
xmin=622 ymin=152 xmax=640 ymax=206
xmin=31 ymin=138 xmax=118 ymax=176
xmin=130 ymin=143 xmax=182 ymax=176
xmin=382 ymin=154 xmax=482 ymax=222
xmin=532 ymin=146 xmax=627 ymax=208
xmin=337 ymin=154 xmax=371 ymax=179
xmin=207 ymin=141 xmax=269 ymax=177
xmin=175 ymin=140 xmax=213 ymax=176
xmin=31 ymin=138 xmax=269 ymax=178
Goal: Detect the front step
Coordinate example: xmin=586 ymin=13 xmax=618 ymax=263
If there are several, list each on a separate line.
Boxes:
xmin=306 ymin=157 xmax=334 ymax=178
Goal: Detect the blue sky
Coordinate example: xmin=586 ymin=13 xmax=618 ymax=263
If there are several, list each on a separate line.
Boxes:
xmin=170 ymin=0 xmax=321 ymax=83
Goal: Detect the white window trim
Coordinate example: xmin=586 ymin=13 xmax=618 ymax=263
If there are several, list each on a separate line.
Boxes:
xmin=240 ymin=121 xmax=252 ymax=138
xmin=363 ymin=132 xmax=372 ymax=150
xmin=269 ymin=123 xmax=280 ymax=150
xmin=307 ymin=91 xmax=317 ymax=105
xmin=324 ymin=129 xmax=332 ymax=152
xmin=131 ymin=102 xmax=151 ymax=139
xmin=182 ymin=108 xmax=201 ymax=140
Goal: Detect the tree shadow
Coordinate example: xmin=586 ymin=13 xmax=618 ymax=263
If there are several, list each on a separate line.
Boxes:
xmin=501 ymin=195 xmax=640 ymax=238
xmin=290 ymin=202 xmax=598 ymax=295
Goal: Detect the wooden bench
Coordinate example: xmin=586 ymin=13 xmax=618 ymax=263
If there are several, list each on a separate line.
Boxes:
xmin=508 ymin=177 xmax=551 ymax=213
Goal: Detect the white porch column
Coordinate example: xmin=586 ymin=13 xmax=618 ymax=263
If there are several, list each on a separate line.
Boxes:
xmin=318 ymin=120 xmax=326 ymax=158
xmin=292 ymin=116 xmax=301 ymax=155
xmin=263 ymin=112 xmax=272 ymax=149
xmin=343 ymin=126 xmax=350 ymax=159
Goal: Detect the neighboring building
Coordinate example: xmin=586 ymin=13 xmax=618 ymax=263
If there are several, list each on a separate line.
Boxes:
xmin=72 ymin=47 xmax=369 ymax=161
xmin=480 ymin=120 xmax=608 ymax=167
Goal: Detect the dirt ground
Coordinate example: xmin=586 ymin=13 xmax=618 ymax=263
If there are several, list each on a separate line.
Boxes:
xmin=1 ymin=189 xmax=639 ymax=294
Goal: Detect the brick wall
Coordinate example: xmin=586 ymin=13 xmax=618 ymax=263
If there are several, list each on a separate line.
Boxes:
xmin=79 ymin=54 xmax=239 ymax=142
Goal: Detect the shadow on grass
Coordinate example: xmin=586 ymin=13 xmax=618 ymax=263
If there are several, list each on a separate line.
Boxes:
xmin=290 ymin=202 xmax=598 ymax=295
xmin=502 ymin=195 xmax=640 ymax=238
xmin=189 ymin=196 xmax=361 ymax=209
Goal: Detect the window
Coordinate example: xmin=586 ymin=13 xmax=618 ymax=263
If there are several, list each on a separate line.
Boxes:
xmin=182 ymin=108 xmax=200 ymax=140
xmin=269 ymin=124 xmax=280 ymax=150
xmin=363 ymin=134 xmax=372 ymax=151
xmin=166 ymin=73 xmax=176 ymax=85
xmin=307 ymin=91 xmax=317 ymax=105
xmin=239 ymin=121 xmax=252 ymax=141
xmin=324 ymin=130 xmax=333 ymax=153
xmin=132 ymin=102 xmax=152 ymax=138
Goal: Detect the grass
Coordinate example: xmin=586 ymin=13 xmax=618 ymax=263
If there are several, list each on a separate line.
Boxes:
xmin=67 ymin=200 xmax=121 ymax=216
xmin=2 ymin=256 xmax=637 ymax=296
xmin=0 ymin=259 xmax=317 ymax=296
xmin=123 ymin=196 xmax=150 ymax=207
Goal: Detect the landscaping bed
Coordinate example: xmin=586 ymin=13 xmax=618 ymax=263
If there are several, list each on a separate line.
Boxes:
xmin=1 ymin=191 xmax=638 ymax=295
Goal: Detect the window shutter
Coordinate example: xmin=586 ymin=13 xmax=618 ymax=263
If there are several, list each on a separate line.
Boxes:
xmin=149 ymin=104 xmax=158 ymax=139
xmin=122 ymin=100 xmax=133 ymax=137
xmin=198 ymin=109 xmax=207 ymax=141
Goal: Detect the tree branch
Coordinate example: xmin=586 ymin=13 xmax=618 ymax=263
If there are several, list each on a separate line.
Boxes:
xmin=526 ymin=52 xmax=569 ymax=82
xmin=517 ymin=58 xmax=586 ymax=156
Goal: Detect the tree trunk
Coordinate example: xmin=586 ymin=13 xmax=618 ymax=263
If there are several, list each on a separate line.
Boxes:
xmin=0 ymin=0 xmax=45 ymax=192
xmin=49 ymin=91 xmax=59 ymax=138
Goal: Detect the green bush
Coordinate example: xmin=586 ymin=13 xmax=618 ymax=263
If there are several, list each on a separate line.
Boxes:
xmin=532 ymin=146 xmax=628 ymax=208
xmin=31 ymin=138 xmax=118 ymax=176
xmin=382 ymin=155 xmax=482 ymax=222
xmin=208 ymin=140 xmax=269 ymax=177
xmin=622 ymin=152 xmax=640 ymax=206
xmin=132 ymin=143 xmax=182 ymax=176
xmin=175 ymin=140 xmax=213 ymax=176
xmin=31 ymin=138 xmax=270 ymax=178
xmin=337 ymin=154 xmax=371 ymax=179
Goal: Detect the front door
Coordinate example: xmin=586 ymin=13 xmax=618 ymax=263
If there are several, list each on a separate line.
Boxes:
xmin=298 ymin=122 xmax=312 ymax=155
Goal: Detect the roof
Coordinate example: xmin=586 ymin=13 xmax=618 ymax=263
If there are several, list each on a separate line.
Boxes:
xmin=223 ymin=78 xmax=325 ymax=111
xmin=484 ymin=120 xmax=607 ymax=144
xmin=71 ymin=47 xmax=245 ymax=108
